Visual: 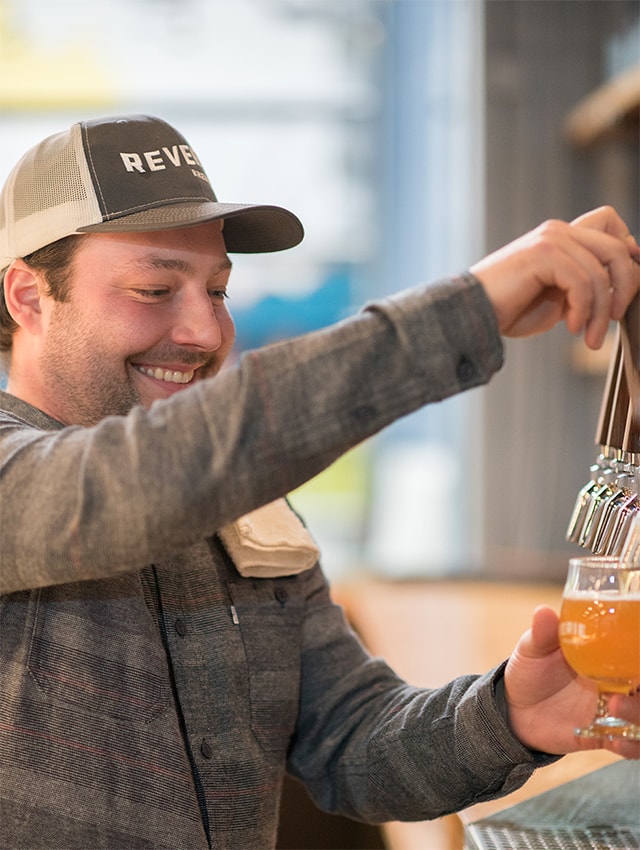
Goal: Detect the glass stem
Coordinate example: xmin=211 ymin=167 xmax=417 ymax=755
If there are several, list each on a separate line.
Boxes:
xmin=595 ymin=692 xmax=611 ymax=721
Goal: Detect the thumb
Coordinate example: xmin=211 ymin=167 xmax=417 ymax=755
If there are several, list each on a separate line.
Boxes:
xmin=505 ymin=604 xmax=576 ymax=717
xmin=517 ymin=605 xmax=560 ymax=659
xmin=522 ymin=605 xmax=561 ymax=658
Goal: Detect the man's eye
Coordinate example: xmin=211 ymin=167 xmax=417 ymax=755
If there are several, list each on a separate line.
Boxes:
xmin=210 ymin=290 xmax=229 ymax=302
xmin=134 ymin=289 xmax=169 ymax=299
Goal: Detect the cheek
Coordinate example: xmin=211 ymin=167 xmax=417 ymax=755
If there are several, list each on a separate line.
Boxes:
xmin=109 ymin=303 xmax=169 ymax=351
xmin=218 ymin=307 xmax=236 ymax=352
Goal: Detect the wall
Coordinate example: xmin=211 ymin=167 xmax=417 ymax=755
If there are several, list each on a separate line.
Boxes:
xmin=480 ymin=0 xmax=639 ymax=579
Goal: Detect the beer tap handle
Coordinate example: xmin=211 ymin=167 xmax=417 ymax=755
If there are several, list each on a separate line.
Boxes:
xmin=607 ymin=341 xmax=630 ymax=453
xmin=595 ymin=329 xmax=622 ymax=450
xmin=624 ymin=398 xmax=638 ymax=455
xmin=620 ymin=291 xmax=640 ymax=453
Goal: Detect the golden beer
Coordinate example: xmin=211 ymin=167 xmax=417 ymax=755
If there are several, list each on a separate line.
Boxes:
xmin=559 ymin=594 xmax=640 ymax=694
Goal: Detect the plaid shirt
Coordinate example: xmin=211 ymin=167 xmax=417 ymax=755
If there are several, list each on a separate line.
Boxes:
xmin=0 ymin=275 xmax=550 ymax=849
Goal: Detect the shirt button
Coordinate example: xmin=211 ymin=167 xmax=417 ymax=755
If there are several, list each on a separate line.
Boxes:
xmin=456 ymin=355 xmax=475 ymax=383
xmin=175 ymin=618 xmax=187 ymax=637
xmin=274 ymin=587 xmax=288 ymax=605
xmin=351 ymin=403 xmax=376 ymax=423
xmin=200 ymin=739 xmax=213 ymax=760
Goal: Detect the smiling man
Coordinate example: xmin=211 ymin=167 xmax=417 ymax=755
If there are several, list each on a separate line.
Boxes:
xmin=8 ymin=224 xmax=235 ymax=424
xmin=0 ymin=115 xmax=638 ymax=850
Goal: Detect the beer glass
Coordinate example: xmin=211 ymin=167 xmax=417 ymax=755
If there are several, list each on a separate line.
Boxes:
xmin=559 ymin=556 xmax=640 ymax=740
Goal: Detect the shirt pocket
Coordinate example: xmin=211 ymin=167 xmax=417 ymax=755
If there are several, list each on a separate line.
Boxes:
xmin=27 ymin=574 xmax=171 ymax=723
xmin=226 ymin=576 xmax=304 ymax=755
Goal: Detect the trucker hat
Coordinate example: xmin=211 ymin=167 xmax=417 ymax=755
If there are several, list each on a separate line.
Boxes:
xmin=0 ymin=114 xmax=304 ymax=271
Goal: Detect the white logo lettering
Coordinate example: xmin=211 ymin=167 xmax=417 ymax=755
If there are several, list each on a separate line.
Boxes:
xmin=120 ymin=152 xmax=145 ymax=173
xmin=180 ymin=144 xmax=199 ymax=167
xmin=162 ymin=145 xmax=181 ymax=167
xmin=192 ymin=169 xmax=210 ymax=184
xmin=119 ymin=144 xmax=204 ymax=173
xmin=144 ymin=150 xmax=166 ymax=172
xmin=559 ymin=621 xmax=586 ymax=639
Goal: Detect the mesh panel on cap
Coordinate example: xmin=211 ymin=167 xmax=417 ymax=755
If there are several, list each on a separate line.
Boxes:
xmin=12 ymin=130 xmax=90 ymax=222
xmin=1 ymin=124 xmax=103 ymax=264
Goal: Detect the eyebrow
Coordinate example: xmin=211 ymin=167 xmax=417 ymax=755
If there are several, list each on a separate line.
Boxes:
xmin=124 ymin=255 xmax=233 ymax=276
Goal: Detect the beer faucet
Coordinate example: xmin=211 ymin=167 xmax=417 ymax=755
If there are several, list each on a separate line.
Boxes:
xmin=566 ymin=293 xmax=640 ymax=562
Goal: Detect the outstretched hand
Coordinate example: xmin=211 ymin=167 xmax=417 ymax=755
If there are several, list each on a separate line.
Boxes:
xmin=504 ymin=606 xmax=640 ymax=759
xmin=471 ymin=206 xmax=640 ymax=350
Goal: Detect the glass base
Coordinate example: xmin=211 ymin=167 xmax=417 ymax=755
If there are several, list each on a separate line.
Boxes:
xmin=575 ymin=716 xmax=640 ymax=741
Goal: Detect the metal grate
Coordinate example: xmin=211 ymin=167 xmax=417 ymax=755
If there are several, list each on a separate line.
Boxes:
xmin=466 ymin=823 xmax=640 ymax=850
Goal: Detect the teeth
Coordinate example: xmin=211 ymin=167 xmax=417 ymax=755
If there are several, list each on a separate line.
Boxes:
xmin=135 ymin=365 xmax=194 ymax=384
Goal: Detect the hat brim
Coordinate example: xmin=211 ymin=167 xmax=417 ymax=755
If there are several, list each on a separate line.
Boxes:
xmin=78 ymin=201 xmax=304 ymax=254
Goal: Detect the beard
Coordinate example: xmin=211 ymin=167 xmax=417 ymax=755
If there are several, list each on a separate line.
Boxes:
xmin=40 ymin=327 xmax=143 ymax=427
xmin=38 ymin=298 xmax=145 ymax=427
xmin=39 ymin=300 xmax=220 ymax=427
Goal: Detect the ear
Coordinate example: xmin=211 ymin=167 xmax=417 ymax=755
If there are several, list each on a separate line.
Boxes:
xmin=3 ymin=260 xmax=47 ymax=336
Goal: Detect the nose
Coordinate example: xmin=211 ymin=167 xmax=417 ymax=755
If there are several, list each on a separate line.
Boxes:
xmin=169 ymin=289 xmax=224 ymax=351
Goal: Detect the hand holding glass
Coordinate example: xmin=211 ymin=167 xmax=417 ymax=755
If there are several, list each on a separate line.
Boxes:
xmin=559 ymin=556 xmax=640 ymax=741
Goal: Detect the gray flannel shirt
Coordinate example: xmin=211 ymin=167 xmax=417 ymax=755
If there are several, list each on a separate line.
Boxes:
xmin=0 ymin=274 xmax=554 ymax=849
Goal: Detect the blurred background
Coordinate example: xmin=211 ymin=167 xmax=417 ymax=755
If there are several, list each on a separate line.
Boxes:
xmin=1 ymin=3 xmax=639 ymax=848
xmin=1 ymin=0 xmax=638 ymax=583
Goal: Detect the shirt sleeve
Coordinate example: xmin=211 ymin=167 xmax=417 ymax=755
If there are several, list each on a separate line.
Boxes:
xmin=0 ymin=274 xmax=503 ymax=593
xmin=287 ymin=565 xmax=558 ymax=823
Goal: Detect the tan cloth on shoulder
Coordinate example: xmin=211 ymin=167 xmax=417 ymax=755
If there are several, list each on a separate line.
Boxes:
xmin=218 ymin=498 xmax=320 ymax=578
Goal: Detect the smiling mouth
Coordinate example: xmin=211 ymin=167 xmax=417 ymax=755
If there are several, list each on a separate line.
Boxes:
xmin=133 ymin=365 xmax=195 ymax=385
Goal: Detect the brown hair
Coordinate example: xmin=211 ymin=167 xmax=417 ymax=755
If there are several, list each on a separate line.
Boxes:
xmin=0 ymin=235 xmax=83 ymax=355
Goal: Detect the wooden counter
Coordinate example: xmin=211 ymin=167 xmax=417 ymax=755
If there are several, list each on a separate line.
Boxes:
xmin=333 ymin=578 xmax=621 ymax=850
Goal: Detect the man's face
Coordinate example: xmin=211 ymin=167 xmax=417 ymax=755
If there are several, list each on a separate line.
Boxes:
xmin=16 ymin=221 xmax=236 ymax=426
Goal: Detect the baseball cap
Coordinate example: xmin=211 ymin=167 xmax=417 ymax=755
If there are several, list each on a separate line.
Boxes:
xmin=0 ymin=114 xmax=304 ymax=271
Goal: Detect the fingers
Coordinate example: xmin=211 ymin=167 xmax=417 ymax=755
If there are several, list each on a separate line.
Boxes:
xmin=572 ymin=205 xmax=640 ymax=252
xmin=568 ymin=215 xmax=640 ymax=320
xmin=532 ymin=212 xmax=640 ymax=348
xmin=599 ymin=691 xmax=640 ymax=759
xmin=529 ymin=226 xmax=615 ymax=346
xmin=609 ymin=692 xmax=640 ymax=727
xmin=473 ymin=206 xmax=640 ymax=346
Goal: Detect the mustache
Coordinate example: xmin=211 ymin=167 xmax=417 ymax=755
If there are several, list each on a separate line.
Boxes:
xmin=129 ymin=346 xmax=218 ymax=370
